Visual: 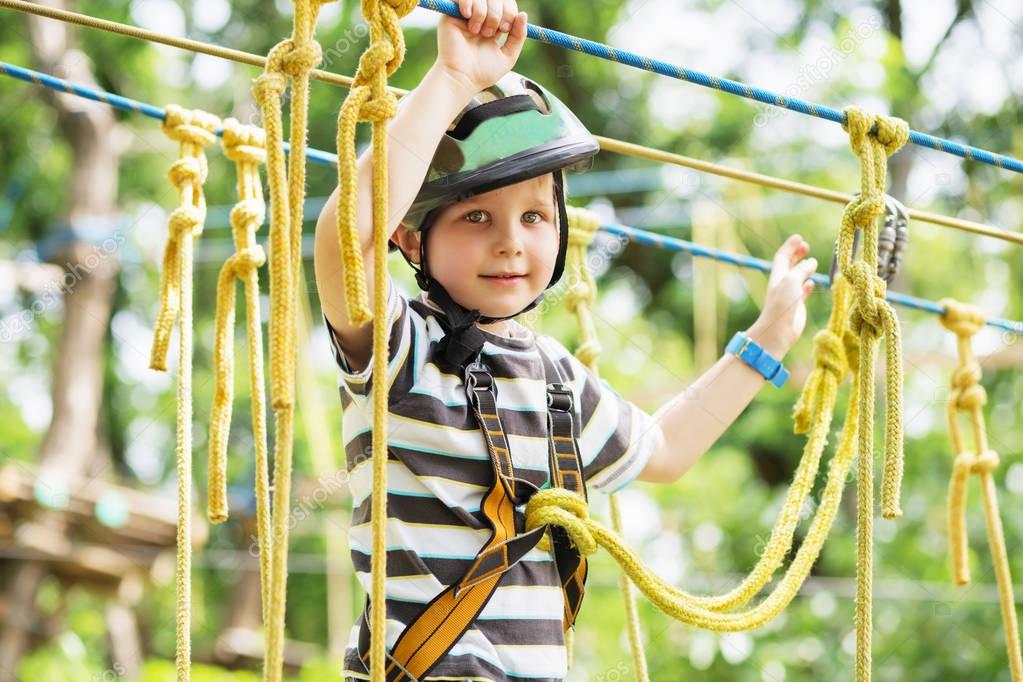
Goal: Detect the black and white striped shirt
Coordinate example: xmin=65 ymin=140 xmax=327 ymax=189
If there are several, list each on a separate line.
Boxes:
xmin=325 ymin=284 xmax=658 ymax=681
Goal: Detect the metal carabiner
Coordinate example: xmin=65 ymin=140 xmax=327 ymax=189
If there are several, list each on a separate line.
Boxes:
xmin=828 ymin=193 xmax=910 ymax=285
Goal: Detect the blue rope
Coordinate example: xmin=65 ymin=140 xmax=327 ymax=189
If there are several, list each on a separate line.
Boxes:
xmin=2 ymin=60 xmax=1019 ymax=337
xmin=601 ymin=223 xmax=1023 ymax=336
xmin=0 ymin=62 xmax=339 ymax=167
xmin=420 ymin=0 xmax=1023 ymax=176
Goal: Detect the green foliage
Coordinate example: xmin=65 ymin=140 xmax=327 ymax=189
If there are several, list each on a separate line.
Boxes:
xmin=2 ymin=1 xmax=1022 ymax=680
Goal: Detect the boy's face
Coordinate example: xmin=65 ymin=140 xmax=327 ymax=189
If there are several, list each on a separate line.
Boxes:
xmin=400 ymin=173 xmax=559 ymax=319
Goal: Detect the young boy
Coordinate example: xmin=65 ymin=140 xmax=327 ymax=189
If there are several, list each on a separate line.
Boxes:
xmin=314 ymin=2 xmax=818 ymax=679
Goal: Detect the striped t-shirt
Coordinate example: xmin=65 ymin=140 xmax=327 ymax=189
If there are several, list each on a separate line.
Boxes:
xmin=325 ymin=283 xmax=659 ymax=682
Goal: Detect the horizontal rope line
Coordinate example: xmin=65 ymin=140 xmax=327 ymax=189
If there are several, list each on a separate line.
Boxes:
xmin=420 ymin=0 xmax=1023 ymax=175
xmin=1 ymin=50 xmax=1016 ymax=249
xmin=3 ymin=60 xmax=1020 ymax=335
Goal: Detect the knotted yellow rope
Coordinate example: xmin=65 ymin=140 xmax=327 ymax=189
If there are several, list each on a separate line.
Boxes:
xmin=149 ymin=103 xmax=219 ymax=682
xmin=207 ymin=119 xmax=272 ymax=620
xmin=523 ymin=209 xmax=869 ymax=636
xmin=937 ymin=299 xmax=1023 ymax=681
xmin=251 ymin=2 xmax=332 ymax=679
xmin=334 ymin=1 xmax=417 ymax=678
xmin=563 ymin=206 xmax=646 ymax=678
xmin=524 ymin=369 xmax=861 ymax=631
xmin=838 ymin=106 xmax=909 ymax=682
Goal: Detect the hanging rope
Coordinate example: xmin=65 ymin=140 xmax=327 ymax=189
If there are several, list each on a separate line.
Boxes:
xmin=148 ymin=103 xmax=220 ymax=682
xmin=834 ymin=106 xmax=909 ymax=682
xmin=937 ymin=299 xmax=1023 ymax=681
xmin=251 ymin=1 xmax=332 ymax=679
xmin=207 ymin=119 xmax=272 ymax=620
xmin=333 ymin=0 xmax=417 ymax=678
xmin=562 ymin=206 xmax=646 ymax=679
xmin=521 ymin=208 xmax=867 ymax=636
xmin=523 ymin=375 xmax=862 ymax=631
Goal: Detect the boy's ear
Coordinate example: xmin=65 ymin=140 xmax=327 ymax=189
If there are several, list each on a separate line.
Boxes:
xmin=391 ymin=225 xmax=421 ymax=264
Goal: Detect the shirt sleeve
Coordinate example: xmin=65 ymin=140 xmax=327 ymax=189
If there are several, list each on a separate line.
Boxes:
xmin=542 ymin=338 xmax=659 ymax=494
xmin=322 ymin=280 xmax=426 ymax=407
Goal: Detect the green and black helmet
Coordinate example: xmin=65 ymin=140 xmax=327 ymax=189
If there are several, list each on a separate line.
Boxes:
xmin=398 ymin=71 xmax=599 ymax=297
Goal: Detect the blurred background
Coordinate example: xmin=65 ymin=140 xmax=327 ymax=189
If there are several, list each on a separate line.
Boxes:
xmin=1 ymin=0 xmax=1022 ymax=680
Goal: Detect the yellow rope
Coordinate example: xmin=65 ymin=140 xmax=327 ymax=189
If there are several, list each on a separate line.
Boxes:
xmin=937 ymin=299 xmax=1023 ymax=681
xmin=149 ymin=103 xmax=219 ymax=682
xmin=524 ymin=373 xmax=861 ymax=631
xmin=541 ymin=209 xmax=864 ymax=633
xmin=562 ymin=206 xmax=646 ymax=678
xmin=835 ymin=107 xmax=909 ymax=681
xmin=207 ymin=119 xmax=272 ymax=620
xmin=251 ymin=2 xmax=332 ymax=679
xmin=333 ymin=1 xmax=417 ymax=677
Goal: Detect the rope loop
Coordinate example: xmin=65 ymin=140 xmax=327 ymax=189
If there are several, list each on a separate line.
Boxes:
xmin=525 ymin=489 xmax=597 ymax=556
xmin=161 ymin=103 xmax=219 ymax=147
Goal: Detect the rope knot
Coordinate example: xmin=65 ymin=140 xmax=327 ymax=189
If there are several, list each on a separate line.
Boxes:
xmin=230 ymin=198 xmax=266 ymax=232
xmin=847 ymin=261 xmax=887 ymax=338
xmin=841 ymin=107 xmax=873 ymax=156
xmin=846 ymin=193 xmax=884 ymax=230
xmin=524 ymin=489 xmax=597 ymax=556
xmin=873 ymin=115 xmax=910 ymax=157
xmin=954 ymin=450 xmax=1000 ymax=476
xmin=252 ymin=70 xmax=288 ymax=103
xmin=168 ymin=156 xmax=207 ymax=188
xmin=280 ymin=39 xmax=323 ymax=77
xmin=222 ymin=118 xmax=267 ymax=166
xmin=567 ymin=207 xmax=600 ymax=249
xmin=161 ymin=104 xmax=219 ymax=148
xmin=225 ymin=244 xmax=267 ymax=277
xmin=973 ymin=450 xmax=1000 ymax=474
xmin=950 ymin=362 xmax=986 ymax=410
xmin=938 ymin=298 xmax=985 ymax=338
xmin=812 ymin=329 xmax=847 ymax=381
xmin=168 ymin=205 xmax=205 ymax=239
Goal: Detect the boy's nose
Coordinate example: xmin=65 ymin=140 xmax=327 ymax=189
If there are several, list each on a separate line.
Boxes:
xmin=492 ymin=218 xmax=525 ymax=255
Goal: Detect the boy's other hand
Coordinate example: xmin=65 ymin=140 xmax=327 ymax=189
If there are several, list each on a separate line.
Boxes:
xmin=436 ymin=1 xmax=528 ymax=97
xmin=748 ymin=234 xmax=818 ymax=357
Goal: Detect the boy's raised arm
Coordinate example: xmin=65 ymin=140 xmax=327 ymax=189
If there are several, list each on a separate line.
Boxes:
xmin=314 ymin=66 xmax=478 ymax=371
xmin=314 ymin=4 xmax=528 ymax=372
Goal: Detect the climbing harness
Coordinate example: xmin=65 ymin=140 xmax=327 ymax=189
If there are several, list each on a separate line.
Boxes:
xmin=350 ymin=329 xmax=589 ymax=681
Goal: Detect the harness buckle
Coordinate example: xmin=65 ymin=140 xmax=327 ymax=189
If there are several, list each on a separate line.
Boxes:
xmin=464 ymin=361 xmax=494 ymax=392
xmin=547 ymin=383 xmax=574 ymax=412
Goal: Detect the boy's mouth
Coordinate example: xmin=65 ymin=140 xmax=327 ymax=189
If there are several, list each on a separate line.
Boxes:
xmin=481 ymin=272 xmax=527 ymax=284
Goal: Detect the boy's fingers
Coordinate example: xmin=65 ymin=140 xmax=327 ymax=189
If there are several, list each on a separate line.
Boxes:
xmin=481 ymin=0 xmax=502 ymax=36
xmin=773 ymin=234 xmax=798 ymax=265
xmin=499 ymin=0 xmax=516 ymax=32
xmin=500 ymin=12 xmax=527 ymax=55
xmin=468 ymin=0 xmax=485 ymax=32
xmin=459 ymin=0 xmax=471 ymax=19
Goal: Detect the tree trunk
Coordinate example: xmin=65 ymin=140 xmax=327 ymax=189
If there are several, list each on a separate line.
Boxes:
xmin=0 ymin=3 xmax=123 ymax=679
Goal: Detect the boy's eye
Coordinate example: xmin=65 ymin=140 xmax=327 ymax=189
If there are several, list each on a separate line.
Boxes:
xmin=523 ymin=211 xmax=544 ymax=224
xmin=465 ymin=209 xmax=488 ymax=223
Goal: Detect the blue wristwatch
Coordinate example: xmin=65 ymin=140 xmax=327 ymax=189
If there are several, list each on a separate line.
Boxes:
xmin=725 ymin=331 xmax=789 ymax=388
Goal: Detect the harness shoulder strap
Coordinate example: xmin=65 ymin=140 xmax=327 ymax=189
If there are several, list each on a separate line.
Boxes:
xmin=535 ymin=342 xmax=589 ymax=629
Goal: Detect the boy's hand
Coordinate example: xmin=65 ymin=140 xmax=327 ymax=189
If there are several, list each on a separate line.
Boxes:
xmin=748 ymin=234 xmax=818 ymax=357
xmin=436 ymin=1 xmax=528 ymax=96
